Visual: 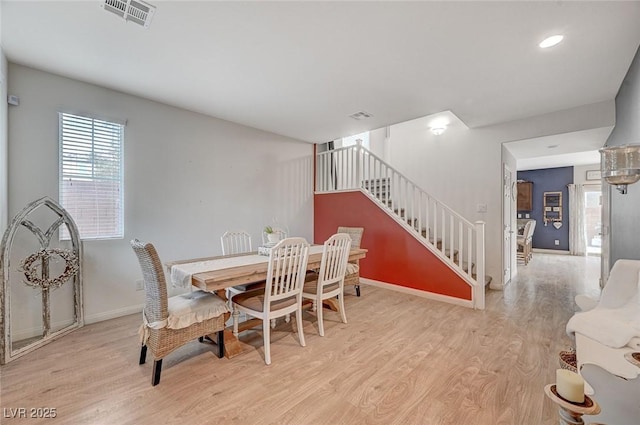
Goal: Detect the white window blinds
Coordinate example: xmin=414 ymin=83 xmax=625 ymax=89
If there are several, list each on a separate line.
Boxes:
xmin=59 ymin=112 xmax=124 ymax=240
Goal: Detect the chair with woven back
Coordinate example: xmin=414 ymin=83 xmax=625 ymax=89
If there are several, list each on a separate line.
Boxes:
xmin=302 ymin=233 xmax=352 ymax=336
xmin=337 ymin=226 xmax=364 ymax=296
xmin=131 ymin=239 xmax=228 ymax=386
xmin=231 ymin=237 xmax=309 ymax=365
xmin=517 ymin=220 xmax=536 ymax=265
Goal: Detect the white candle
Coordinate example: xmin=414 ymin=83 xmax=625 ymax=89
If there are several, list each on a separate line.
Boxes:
xmin=556 ymin=369 xmax=585 ymax=403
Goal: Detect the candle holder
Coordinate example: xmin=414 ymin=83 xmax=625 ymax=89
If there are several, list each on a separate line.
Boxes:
xmin=544 ymin=384 xmax=600 ymax=425
xmin=624 ymin=352 xmax=640 ymax=368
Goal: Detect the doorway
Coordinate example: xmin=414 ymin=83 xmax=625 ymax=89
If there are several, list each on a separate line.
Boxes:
xmin=584 ymin=185 xmax=602 ymax=256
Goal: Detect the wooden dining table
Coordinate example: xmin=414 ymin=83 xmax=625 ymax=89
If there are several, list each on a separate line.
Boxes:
xmin=166 ymin=245 xmax=367 ymax=358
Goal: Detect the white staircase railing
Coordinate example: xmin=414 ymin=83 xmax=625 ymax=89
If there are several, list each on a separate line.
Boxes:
xmin=316 ymin=144 xmax=485 ymax=309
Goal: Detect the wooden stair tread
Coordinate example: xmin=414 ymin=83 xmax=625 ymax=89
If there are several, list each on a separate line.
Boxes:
xmin=371 ymin=194 xmax=477 ymax=280
xmin=469 ymin=274 xmax=492 ymax=286
xmin=458 ymin=261 xmax=475 ymax=273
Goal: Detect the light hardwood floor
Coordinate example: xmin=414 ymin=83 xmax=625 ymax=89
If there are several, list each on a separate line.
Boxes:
xmin=0 ymin=254 xmax=601 ymax=424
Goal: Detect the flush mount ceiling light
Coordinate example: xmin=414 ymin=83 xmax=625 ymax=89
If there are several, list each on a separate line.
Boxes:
xmin=539 ymin=35 xmax=564 ymax=49
xmin=431 ymin=126 xmax=447 ymax=136
xmin=429 ymin=117 xmax=449 ymax=136
xmin=101 ymin=0 xmax=156 ymax=28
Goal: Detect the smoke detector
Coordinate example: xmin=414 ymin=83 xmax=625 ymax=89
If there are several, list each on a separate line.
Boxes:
xmin=101 ymin=0 xmax=156 ymax=28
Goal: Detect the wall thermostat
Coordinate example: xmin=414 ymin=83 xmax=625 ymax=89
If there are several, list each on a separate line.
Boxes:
xmin=7 ymin=95 xmax=19 ymax=106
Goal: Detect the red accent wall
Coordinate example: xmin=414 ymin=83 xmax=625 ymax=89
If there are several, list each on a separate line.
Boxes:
xmin=314 ymin=191 xmax=472 ymax=300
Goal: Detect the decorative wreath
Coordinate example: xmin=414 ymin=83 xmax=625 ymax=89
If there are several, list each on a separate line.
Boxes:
xmin=19 ymin=248 xmax=80 ymax=290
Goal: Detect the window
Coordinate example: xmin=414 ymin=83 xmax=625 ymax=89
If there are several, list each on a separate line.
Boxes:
xmin=59 ymin=112 xmax=124 ymax=240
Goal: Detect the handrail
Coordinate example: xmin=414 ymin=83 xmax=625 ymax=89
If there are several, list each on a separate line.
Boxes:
xmin=316 ymin=144 xmax=485 ymax=309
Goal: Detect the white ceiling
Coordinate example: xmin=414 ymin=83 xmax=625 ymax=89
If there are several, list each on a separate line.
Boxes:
xmin=505 ymin=126 xmax=613 ymax=170
xmin=2 ymin=1 xmax=640 ymax=150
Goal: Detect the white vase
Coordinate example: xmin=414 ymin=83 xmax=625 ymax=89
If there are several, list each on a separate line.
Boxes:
xmin=267 ymin=233 xmax=280 ymax=243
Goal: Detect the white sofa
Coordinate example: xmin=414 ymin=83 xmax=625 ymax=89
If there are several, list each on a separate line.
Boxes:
xmin=566 ymin=259 xmax=640 ymax=425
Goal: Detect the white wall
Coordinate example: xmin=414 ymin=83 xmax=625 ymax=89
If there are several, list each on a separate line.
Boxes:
xmin=1 ymin=0 xmax=8 ymax=233
xmin=7 ymin=64 xmax=314 ymax=332
xmin=574 ymin=164 xmax=602 ymax=186
xmin=384 ymin=101 xmax=615 ymax=284
xmin=368 ymin=127 xmax=388 ymax=161
xmin=0 ymin=48 xmax=7 ymax=234
xmin=606 ymin=45 xmax=640 ymax=266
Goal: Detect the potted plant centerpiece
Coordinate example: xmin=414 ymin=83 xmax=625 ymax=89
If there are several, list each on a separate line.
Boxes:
xmin=264 ymin=226 xmax=280 ymax=244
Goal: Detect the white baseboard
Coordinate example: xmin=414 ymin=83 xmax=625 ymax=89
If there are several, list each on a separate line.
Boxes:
xmin=360 ymin=278 xmax=474 ymax=309
xmin=84 ymin=304 xmax=143 ymax=325
xmin=532 ymin=248 xmax=570 ymax=255
xmin=13 ymin=319 xmax=76 ymax=341
xmin=490 ymin=280 xmax=504 ymax=290
xmin=493 ymin=268 xmax=517 ymax=290
xmin=12 ymin=304 xmax=143 ymax=340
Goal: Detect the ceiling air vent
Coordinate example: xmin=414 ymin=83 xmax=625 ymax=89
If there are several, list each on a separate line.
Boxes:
xmin=101 ymin=0 xmax=156 ymax=28
xmin=348 ymin=111 xmax=373 ymax=120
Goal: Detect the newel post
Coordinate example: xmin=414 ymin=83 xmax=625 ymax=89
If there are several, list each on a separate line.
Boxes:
xmin=355 ymin=140 xmax=363 ymax=190
xmin=313 ymin=143 xmax=317 ymax=192
xmin=474 ymin=221 xmax=486 ymax=310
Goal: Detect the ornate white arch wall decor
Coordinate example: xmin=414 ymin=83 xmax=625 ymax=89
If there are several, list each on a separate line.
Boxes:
xmin=0 ymin=197 xmax=83 ymax=364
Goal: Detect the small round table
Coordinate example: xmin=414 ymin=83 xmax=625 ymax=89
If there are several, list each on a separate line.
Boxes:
xmin=544 ymin=384 xmax=601 ymax=425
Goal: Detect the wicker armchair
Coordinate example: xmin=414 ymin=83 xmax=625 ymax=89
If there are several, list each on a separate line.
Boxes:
xmin=302 ymin=233 xmax=351 ymax=336
xmin=131 ymin=239 xmax=228 ymax=386
xmin=337 ymin=226 xmax=364 ymax=296
xmin=517 ymin=220 xmax=536 ymax=265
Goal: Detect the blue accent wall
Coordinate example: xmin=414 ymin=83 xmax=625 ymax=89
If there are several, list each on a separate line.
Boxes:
xmin=517 ymin=166 xmax=573 ymax=251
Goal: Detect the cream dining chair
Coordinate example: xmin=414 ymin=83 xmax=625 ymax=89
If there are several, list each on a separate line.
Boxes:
xmin=337 ymin=226 xmax=364 ymax=296
xmin=220 ymin=230 xmax=252 ymax=255
xmin=302 ymin=233 xmax=352 ymax=336
xmin=220 ymin=231 xmax=265 ymax=324
xmin=131 ymin=239 xmax=228 ymax=386
xmin=231 ymin=237 xmax=309 ymax=365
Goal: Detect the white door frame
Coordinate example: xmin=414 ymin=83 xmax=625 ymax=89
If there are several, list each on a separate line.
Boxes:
xmin=600 ymin=182 xmax=611 ymax=287
xmin=501 ymin=163 xmax=516 ymax=288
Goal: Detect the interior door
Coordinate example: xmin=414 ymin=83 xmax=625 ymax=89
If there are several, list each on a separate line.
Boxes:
xmin=600 ymin=183 xmax=611 ymax=287
xmin=503 ymin=164 xmax=514 ymax=286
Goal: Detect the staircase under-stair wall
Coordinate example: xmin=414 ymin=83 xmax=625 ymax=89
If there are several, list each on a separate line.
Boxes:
xmin=315 ymin=191 xmax=473 ymax=302
xmin=314 ymin=144 xmax=488 ymax=310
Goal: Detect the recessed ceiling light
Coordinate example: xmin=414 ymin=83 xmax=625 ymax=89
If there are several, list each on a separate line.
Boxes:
xmin=547 ymin=144 xmax=559 ymax=149
xmin=539 ymin=35 xmax=564 ymax=49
